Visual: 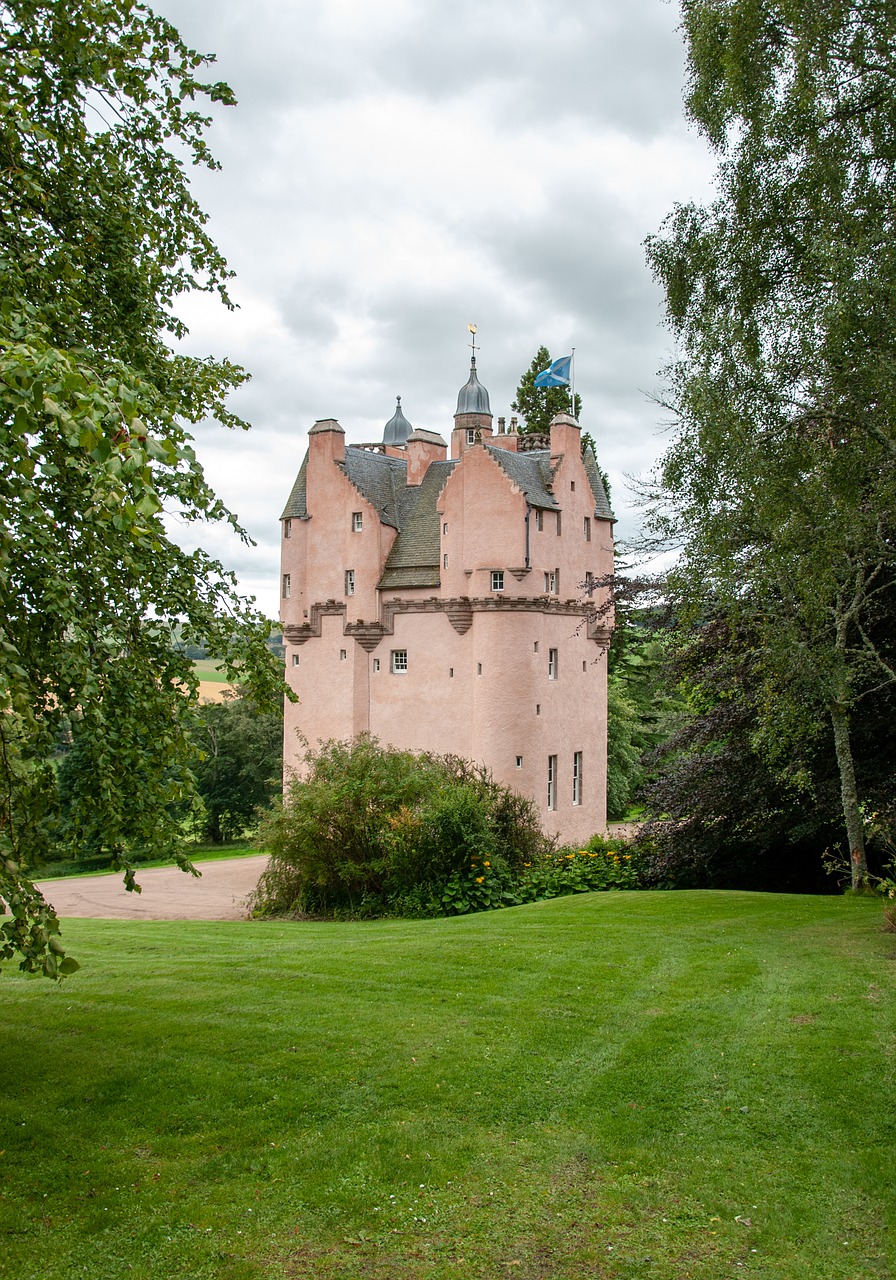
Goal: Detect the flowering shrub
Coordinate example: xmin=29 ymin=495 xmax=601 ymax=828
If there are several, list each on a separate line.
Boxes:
xmin=517 ymin=836 xmax=642 ymax=903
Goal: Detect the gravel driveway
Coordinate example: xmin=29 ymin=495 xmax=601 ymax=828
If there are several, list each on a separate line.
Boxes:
xmin=35 ymin=854 xmax=269 ymax=922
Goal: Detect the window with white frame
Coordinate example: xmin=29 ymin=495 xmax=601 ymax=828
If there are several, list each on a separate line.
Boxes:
xmin=584 ymin=571 xmax=594 ymax=596
xmin=391 ymin=649 xmax=408 ymax=674
xmin=548 ymin=648 xmax=558 ymax=679
xmin=339 ymin=649 xmax=347 ymax=661
xmin=283 ymin=518 xmax=292 ymax=539
xmin=547 ymin=755 xmax=557 ymax=810
xmin=281 ymin=573 xmax=291 ymax=599
xmin=291 ymin=653 xmax=300 ymax=667
xmin=373 ymin=658 xmax=380 ymax=672
xmin=573 ymin=751 xmax=583 ymax=805
xmin=352 ymin=511 xmax=363 ymax=532
xmin=516 ymin=755 xmax=523 ymax=768
xmin=466 ymin=427 xmax=477 ymax=445
xmin=544 ymin=570 xmax=557 ymax=595
xmin=444 ymin=553 xmax=449 ymax=569
xmin=535 ymin=509 xmax=543 ymax=532
xmin=490 ymin=570 xmax=504 ymax=592
xmin=443 ymin=522 xmax=448 ymax=535
xmin=344 ymin=569 xmax=355 ymax=596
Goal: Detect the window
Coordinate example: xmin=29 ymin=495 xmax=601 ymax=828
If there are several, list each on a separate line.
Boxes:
xmin=544 ymin=570 xmax=557 ymax=595
xmin=491 ymin=570 xmax=504 ymax=592
xmin=466 ymin=427 xmax=477 ymax=445
xmin=352 ymin=511 xmax=363 ymax=532
xmin=444 ymin=553 xmax=449 ymax=569
xmin=547 ymin=755 xmax=557 ymax=810
xmin=291 ymin=653 xmax=300 ymax=667
xmin=535 ymin=509 xmax=543 ymax=532
xmin=536 ymin=703 xmax=541 ymax=716
xmin=556 ymin=511 xmax=562 ymax=536
xmin=582 ymin=660 xmax=587 ymax=672
xmin=516 ymin=756 xmax=523 ymax=768
xmin=281 ymin=573 xmax=291 ymax=599
xmin=548 ymin=648 xmax=558 ymax=679
xmin=584 ymin=571 xmax=594 ymax=595
xmin=339 ymin=649 xmax=347 ymax=661
xmin=533 ymin=641 xmax=539 ymax=653
xmin=570 ymin=480 xmax=576 ymax=493
xmin=391 ymin=649 xmax=407 ymax=674
xmin=344 ymin=569 xmax=355 ymax=596
xmin=584 ymin=516 xmax=591 ymax=542
xmin=449 ymin=667 xmax=454 ymax=678
xmin=283 ymin=518 xmax=292 ymax=539
xmin=443 ymin=522 xmax=448 ymax=535
xmin=573 ymin=752 xmax=583 ymax=805
xmin=477 ymin=662 xmax=483 ymax=675
xmin=373 ymin=658 xmax=380 ymax=672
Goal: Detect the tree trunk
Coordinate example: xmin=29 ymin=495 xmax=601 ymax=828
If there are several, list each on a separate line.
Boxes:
xmin=829 ymin=699 xmax=868 ymax=889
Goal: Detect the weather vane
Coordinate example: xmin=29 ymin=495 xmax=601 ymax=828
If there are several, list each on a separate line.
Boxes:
xmin=468 ymin=322 xmax=478 ymax=360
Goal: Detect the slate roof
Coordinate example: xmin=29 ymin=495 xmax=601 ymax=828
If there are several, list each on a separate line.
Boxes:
xmin=379 ymin=459 xmax=457 ymax=590
xmin=280 ymin=453 xmax=308 ymax=519
xmin=583 ymin=445 xmax=615 ymax=520
xmin=484 ymin=445 xmax=559 ymax=510
xmin=342 ymin=448 xmax=407 ymax=528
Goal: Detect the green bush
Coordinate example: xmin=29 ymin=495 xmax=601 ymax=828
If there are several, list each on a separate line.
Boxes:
xmin=517 ymin=835 xmax=642 ymax=903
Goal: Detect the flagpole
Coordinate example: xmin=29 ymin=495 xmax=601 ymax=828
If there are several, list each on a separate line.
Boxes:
xmin=570 ymin=347 xmax=576 ymax=418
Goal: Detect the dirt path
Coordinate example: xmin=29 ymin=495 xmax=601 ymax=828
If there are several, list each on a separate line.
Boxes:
xmin=35 ymin=855 xmax=269 ymax=922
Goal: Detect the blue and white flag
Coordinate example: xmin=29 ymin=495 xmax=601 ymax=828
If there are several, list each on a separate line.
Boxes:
xmin=534 ymin=355 xmax=572 ymax=388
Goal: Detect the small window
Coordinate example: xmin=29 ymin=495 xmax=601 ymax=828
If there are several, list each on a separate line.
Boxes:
xmin=340 ymin=649 xmax=347 ymax=661
xmin=283 ymin=518 xmax=292 ymax=539
xmin=466 ymin=427 xmax=477 ymax=445
xmin=444 ymin=553 xmax=449 ymax=569
xmin=344 ymin=569 xmax=355 ymax=596
xmin=536 ymin=703 xmax=541 ymax=716
xmin=547 ymin=755 xmax=557 ymax=810
xmin=533 ymin=641 xmax=539 ymax=653
xmin=282 ymin=573 xmax=291 ymax=599
xmin=491 ymin=570 xmax=504 ymax=592
xmin=544 ymin=570 xmax=557 ymax=595
xmin=477 ymin=662 xmax=483 ymax=675
xmin=373 ymin=658 xmax=380 ymax=673
xmin=443 ymin=522 xmax=448 ymax=535
xmin=449 ymin=667 xmax=454 ymax=678
xmin=548 ymin=648 xmax=558 ymax=679
xmin=582 ymin=660 xmax=587 ymax=672
xmin=535 ymin=510 xmax=543 ymax=532
xmin=516 ymin=755 xmax=523 ymax=768
xmin=391 ymin=649 xmax=407 ymax=674
xmin=570 ymin=480 xmax=576 ymax=493
xmin=584 ymin=571 xmax=594 ymax=595
xmin=291 ymin=653 xmax=300 ymax=667
xmin=556 ymin=511 xmax=562 ymax=536
xmin=352 ymin=511 xmax=363 ymax=532
xmin=573 ymin=751 xmax=583 ymax=806
xmin=584 ymin=516 xmax=591 ymax=542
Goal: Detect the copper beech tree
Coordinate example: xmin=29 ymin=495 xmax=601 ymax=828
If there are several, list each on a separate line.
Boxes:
xmin=0 ymin=1 xmax=283 ymax=976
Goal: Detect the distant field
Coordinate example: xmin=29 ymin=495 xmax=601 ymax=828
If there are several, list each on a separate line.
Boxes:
xmin=192 ymin=658 xmax=230 ymax=683
xmin=0 ymin=891 xmax=892 ymax=1279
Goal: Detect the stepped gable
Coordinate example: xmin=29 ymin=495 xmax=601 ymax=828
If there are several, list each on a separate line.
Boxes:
xmin=280 ymin=453 xmax=308 ymax=520
xmin=378 ymin=459 xmax=457 ymax=590
xmin=484 ymin=443 xmax=559 ymax=510
xmin=340 ymin=446 xmax=407 ymax=529
xmin=582 ymin=445 xmax=615 ymax=520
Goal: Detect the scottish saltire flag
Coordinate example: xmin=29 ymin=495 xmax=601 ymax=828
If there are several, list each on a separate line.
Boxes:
xmin=534 ymin=355 xmax=572 ymax=387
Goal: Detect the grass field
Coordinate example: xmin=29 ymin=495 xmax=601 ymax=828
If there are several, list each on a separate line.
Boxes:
xmin=192 ymin=659 xmax=230 ymax=683
xmin=0 ymin=891 xmax=893 ymax=1279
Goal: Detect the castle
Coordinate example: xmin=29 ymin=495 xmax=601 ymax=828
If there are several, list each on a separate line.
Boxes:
xmin=279 ymin=357 xmax=615 ymax=844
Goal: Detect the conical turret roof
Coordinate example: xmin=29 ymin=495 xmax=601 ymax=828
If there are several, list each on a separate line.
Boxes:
xmin=383 ymin=396 xmax=413 ymax=446
xmin=455 ymin=358 xmax=491 ymax=415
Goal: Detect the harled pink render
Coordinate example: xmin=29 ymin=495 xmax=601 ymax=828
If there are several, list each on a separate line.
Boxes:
xmin=279 ymin=361 xmax=614 ymax=844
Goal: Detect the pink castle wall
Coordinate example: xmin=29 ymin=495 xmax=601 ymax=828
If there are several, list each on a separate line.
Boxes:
xmin=281 ymin=405 xmax=614 ymax=845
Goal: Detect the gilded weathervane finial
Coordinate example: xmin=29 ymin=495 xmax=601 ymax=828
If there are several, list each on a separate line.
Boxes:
xmin=468 ymin=322 xmax=478 ymax=363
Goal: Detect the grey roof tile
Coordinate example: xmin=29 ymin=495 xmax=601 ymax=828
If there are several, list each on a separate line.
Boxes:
xmin=583 ymin=445 xmax=615 ymax=520
xmin=379 ymin=459 xmax=457 ymax=589
xmin=484 ymin=444 xmax=559 ymax=510
xmin=280 ymin=453 xmax=307 ymax=519
xmin=341 ymin=447 xmax=408 ymax=529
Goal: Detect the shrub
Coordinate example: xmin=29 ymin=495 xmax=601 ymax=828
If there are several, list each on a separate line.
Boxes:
xmin=517 ymin=835 xmax=642 ymax=903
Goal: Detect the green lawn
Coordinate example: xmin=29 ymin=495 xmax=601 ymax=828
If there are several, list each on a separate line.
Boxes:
xmin=192 ymin=658 xmax=230 ymax=683
xmin=0 ymin=892 xmax=892 ymax=1279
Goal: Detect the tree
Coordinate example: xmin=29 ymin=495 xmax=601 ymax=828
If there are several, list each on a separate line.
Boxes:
xmin=0 ymin=2 xmax=284 ymax=977
xmin=512 ymin=346 xmax=582 ymax=434
xmin=645 ymin=0 xmax=896 ymax=888
xmin=191 ymin=692 xmax=283 ymax=844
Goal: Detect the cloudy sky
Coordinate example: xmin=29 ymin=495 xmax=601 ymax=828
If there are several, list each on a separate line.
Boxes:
xmin=155 ymin=0 xmax=716 ymax=617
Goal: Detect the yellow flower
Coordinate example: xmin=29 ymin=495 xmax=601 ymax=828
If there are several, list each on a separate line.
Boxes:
xmin=483 ymin=861 xmax=490 ymax=867
xmin=475 ymin=876 xmax=485 ymax=883
xmin=523 ymin=862 xmax=531 ymax=867
xmin=565 ymin=853 xmax=575 ymax=859
xmin=588 ymin=852 xmax=597 ymax=857
xmin=624 ymin=854 xmax=631 ymax=860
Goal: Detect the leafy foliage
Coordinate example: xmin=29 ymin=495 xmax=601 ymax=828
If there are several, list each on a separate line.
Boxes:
xmin=254 ymin=737 xmax=634 ymax=920
xmin=0 ymin=2 xmax=284 ymax=975
xmin=190 ymin=692 xmax=283 ymax=844
xmin=644 ymin=0 xmax=896 ymax=887
xmin=511 ymin=345 xmax=581 ymax=433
